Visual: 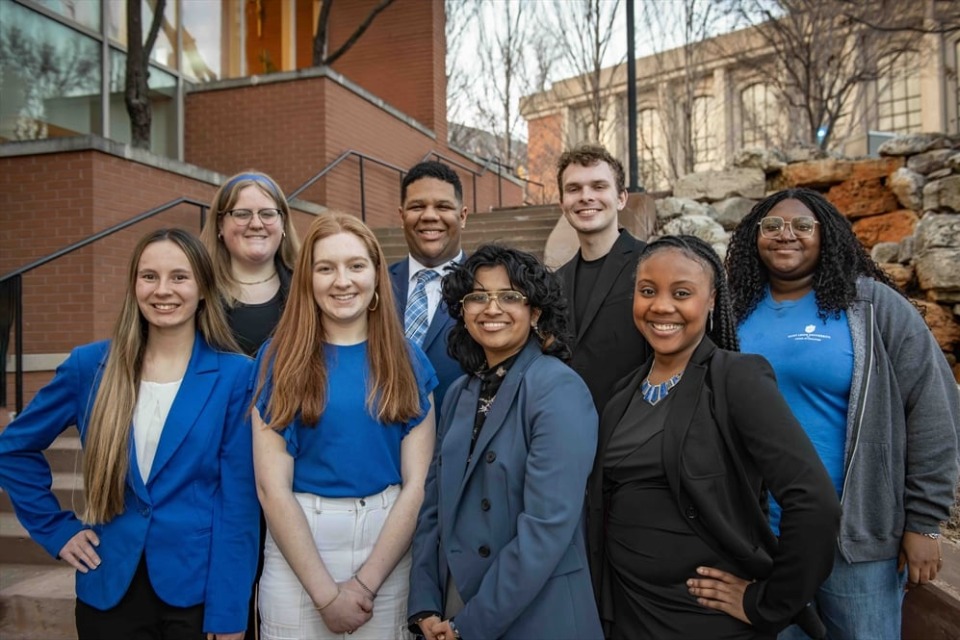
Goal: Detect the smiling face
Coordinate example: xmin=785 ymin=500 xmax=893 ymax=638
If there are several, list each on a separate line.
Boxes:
xmin=400 ymin=177 xmax=468 ymax=268
xmin=464 ymin=265 xmax=541 ymax=368
xmin=560 ymin=161 xmax=627 ymax=238
xmin=757 ymin=198 xmax=822 ymax=296
xmin=135 ymin=240 xmax=201 ymax=335
xmin=218 ymin=184 xmax=284 ymax=268
xmin=311 ymin=231 xmax=377 ymax=341
xmin=633 ymin=248 xmax=715 ymax=370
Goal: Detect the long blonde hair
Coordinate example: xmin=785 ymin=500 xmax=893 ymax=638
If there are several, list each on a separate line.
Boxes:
xmin=82 ymin=229 xmax=239 ymax=524
xmin=200 ymin=170 xmax=302 ymax=305
xmin=255 ymin=213 xmax=420 ymax=429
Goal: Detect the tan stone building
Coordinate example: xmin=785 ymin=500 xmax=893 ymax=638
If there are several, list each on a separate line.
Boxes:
xmin=521 ymin=14 xmax=960 ymax=199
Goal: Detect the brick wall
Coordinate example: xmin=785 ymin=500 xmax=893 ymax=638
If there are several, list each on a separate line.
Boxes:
xmin=526 ymin=113 xmax=565 ymax=203
xmin=186 ymin=74 xmax=521 ymax=229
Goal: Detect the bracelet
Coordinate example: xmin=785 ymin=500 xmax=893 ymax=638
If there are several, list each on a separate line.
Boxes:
xmin=316 ymin=588 xmax=341 ymax=612
xmin=353 ymin=574 xmax=377 ymax=599
xmin=923 ymin=532 xmax=942 ymax=540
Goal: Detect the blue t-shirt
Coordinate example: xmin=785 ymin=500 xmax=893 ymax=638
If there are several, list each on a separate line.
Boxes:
xmin=255 ymin=340 xmax=438 ymax=498
xmin=738 ymin=288 xmax=853 ymax=534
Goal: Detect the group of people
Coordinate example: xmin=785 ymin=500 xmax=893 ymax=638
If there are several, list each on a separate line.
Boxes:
xmin=0 ymin=144 xmax=957 ymax=640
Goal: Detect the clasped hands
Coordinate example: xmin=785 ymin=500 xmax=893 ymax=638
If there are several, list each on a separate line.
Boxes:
xmin=315 ymin=577 xmax=374 ymax=634
xmin=417 ymin=615 xmax=455 ymax=640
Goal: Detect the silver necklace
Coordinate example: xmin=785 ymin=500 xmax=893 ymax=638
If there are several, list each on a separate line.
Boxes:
xmin=641 ymin=372 xmax=683 ymax=405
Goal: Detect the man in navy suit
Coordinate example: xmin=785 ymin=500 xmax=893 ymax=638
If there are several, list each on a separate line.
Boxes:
xmin=556 ymin=144 xmax=650 ymax=413
xmin=389 ymin=161 xmax=468 ymax=418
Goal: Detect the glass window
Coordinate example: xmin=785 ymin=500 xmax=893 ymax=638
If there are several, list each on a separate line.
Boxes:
xmin=0 ymin=1 xmax=102 ymax=142
xmin=741 ymin=82 xmax=778 ymax=149
xmin=33 ymin=0 xmax=100 ymax=32
xmin=638 ymin=108 xmax=666 ymax=192
xmin=109 ymin=48 xmax=177 ymax=157
xmin=876 ymin=52 xmax=921 ymax=135
xmin=106 ymin=0 xmax=178 ymax=70
xmin=692 ymin=95 xmax=717 ymax=172
xmin=181 ymin=0 xmax=224 ymax=81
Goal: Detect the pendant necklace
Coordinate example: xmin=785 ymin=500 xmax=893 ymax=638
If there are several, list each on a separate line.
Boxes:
xmin=641 ymin=372 xmax=683 ymax=405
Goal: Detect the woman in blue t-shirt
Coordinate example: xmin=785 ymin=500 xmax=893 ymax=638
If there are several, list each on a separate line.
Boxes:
xmin=252 ymin=212 xmax=437 ymax=640
xmin=725 ymin=188 xmax=960 ymax=640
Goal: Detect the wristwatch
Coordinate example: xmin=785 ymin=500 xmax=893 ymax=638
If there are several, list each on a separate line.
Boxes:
xmin=448 ymin=618 xmax=462 ymax=639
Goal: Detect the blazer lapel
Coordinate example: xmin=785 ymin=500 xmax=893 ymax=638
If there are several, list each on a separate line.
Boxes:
xmin=660 ymin=338 xmax=717 ymax=498
xmin=440 ymin=375 xmax=480 ymax=541
xmin=577 ymin=232 xmax=635 ymax=342
xmin=146 ymin=336 xmax=218 ymax=485
xmin=388 ymin=261 xmax=409 ymax=316
xmin=560 ymin=258 xmax=579 ymax=337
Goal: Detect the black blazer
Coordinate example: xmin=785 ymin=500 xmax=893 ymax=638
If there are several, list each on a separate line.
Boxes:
xmin=557 ymin=230 xmax=650 ymax=412
xmin=587 ymin=337 xmax=841 ymax=634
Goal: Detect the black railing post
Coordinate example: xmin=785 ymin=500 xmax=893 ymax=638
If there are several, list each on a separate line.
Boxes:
xmin=14 ymin=274 xmax=23 ymax=414
xmin=496 ymin=157 xmax=503 ymax=208
xmin=358 ymin=156 xmax=367 ymax=222
xmin=200 ymin=204 xmax=209 ymax=230
xmin=472 ymin=175 xmax=478 ymax=214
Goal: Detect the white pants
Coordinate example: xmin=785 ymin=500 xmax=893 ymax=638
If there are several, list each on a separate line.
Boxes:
xmin=259 ymin=485 xmax=412 ymax=640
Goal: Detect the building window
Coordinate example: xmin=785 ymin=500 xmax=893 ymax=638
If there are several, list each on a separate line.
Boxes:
xmin=876 ymin=52 xmax=921 ymax=135
xmin=0 ymin=1 xmax=102 ymax=142
xmin=638 ymin=108 xmax=666 ymax=191
xmin=954 ymin=40 xmax=960 ymax=133
xmin=692 ymin=95 xmax=717 ymax=172
xmin=740 ymin=82 xmax=777 ymax=149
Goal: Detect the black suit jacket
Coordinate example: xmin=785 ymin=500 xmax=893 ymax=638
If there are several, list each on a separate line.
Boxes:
xmin=587 ymin=337 xmax=840 ymax=634
xmin=388 ymin=259 xmax=466 ymax=419
xmin=557 ymin=230 xmax=650 ymax=412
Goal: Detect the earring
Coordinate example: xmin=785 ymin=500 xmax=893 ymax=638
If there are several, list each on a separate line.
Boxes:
xmin=368 ymin=292 xmax=380 ymax=312
xmin=708 ymin=309 xmax=714 ymax=333
xmin=217 ymin=232 xmax=223 ymax=240
xmin=532 ymin=322 xmax=545 ymax=340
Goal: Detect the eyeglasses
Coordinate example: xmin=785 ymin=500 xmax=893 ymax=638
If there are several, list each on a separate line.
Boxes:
xmin=758 ymin=216 xmax=819 ymax=239
xmin=222 ymin=208 xmax=282 ymax=226
xmin=460 ymin=290 xmax=528 ymax=310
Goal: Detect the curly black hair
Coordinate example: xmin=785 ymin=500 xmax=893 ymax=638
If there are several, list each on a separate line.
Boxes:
xmin=725 ymin=188 xmax=900 ymax=324
xmin=442 ymin=244 xmax=571 ymax=372
xmin=637 ymin=235 xmax=740 ymax=352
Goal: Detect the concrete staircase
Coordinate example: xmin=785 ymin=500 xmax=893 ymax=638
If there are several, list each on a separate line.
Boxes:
xmin=374 ymin=203 xmax=562 ymax=265
xmin=0 ymin=428 xmax=81 ymax=640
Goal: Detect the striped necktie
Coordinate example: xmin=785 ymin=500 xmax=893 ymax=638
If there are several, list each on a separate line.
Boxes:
xmin=404 ymin=269 xmax=440 ymax=346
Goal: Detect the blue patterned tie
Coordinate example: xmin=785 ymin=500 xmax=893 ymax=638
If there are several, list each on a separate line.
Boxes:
xmin=405 ymin=269 xmax=440 ymax=345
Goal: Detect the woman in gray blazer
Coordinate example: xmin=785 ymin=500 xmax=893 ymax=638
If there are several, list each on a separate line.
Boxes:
xmin=408 ymin=245 xmax=603 ymax=640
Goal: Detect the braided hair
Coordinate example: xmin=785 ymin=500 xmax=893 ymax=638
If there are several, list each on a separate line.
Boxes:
xmin=637 ymin=235 xmax=740 ymax=352
xmin=725 ymin=188 xmax=899 ymax=324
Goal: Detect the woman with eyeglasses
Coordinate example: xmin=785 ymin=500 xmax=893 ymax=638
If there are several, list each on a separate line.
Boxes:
xmin=408 ymin=244 xmax=603 ymax=640
xmin=725 ymin=188 xmax=960 ymax=639
xmin=201 ymin=171 xmax=302 ymax=357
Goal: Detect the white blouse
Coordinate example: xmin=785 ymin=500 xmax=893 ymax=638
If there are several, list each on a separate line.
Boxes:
xmin=133 ymin=379 xmax=183 ymax=483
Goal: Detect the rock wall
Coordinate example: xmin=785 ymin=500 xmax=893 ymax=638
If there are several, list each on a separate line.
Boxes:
xmin=655 ymin=133 xmax=960 ymax=382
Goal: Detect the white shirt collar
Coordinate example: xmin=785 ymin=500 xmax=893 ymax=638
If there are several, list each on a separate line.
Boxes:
xmin=406 ymin=251 xmax=464 ymax=283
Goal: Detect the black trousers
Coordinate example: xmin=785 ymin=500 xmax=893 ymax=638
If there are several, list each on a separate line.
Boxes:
xmin=75 ymin=555 xmax=204 ymax=640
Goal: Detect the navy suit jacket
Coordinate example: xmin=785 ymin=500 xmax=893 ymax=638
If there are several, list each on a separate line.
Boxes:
xmin=409 ymin=339 xmax=603 ymax=639
xmin=0 ymin=336 xmax=259 ymax=633
xmin=557 ymin=230 xmax=650 ymax=412
xmin=389 ymin=258 xmax=466 ymax=417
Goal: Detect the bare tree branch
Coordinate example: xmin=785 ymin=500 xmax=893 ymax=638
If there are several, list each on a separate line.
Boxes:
xmin=323 ymin=0 xmax=397 ymax=67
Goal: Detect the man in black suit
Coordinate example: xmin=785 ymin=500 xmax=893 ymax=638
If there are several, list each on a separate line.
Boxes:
xmin=389 ymin=161 xmax=468 ymax=418
xmin=556 ymin=144 xmax=650 ymax=412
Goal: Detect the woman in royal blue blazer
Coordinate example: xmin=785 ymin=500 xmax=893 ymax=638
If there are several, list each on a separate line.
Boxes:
xmin=0 ymin=228 xmax=259 ymax=639
xmin=408 ymin=244 xmax=603 ymax=640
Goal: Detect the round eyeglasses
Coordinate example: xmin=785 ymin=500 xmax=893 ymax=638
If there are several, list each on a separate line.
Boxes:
xmin=758 ymin=216 xmax=819 ymax=239
xmin=222 ymin=208 xmax=282 ymax=226
xmin=460 ymin=290 xmax=528 ymax=310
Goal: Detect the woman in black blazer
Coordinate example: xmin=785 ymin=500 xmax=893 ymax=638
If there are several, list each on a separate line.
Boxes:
xmin=587 ymin=235 xmax=840 ymax=639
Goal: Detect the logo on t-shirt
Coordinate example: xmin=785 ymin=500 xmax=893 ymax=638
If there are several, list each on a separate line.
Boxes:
xmin=788 ymin=324 xmax=832 ymax=342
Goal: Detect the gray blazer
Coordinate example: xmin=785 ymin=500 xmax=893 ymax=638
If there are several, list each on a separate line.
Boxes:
xmin=409 ymin=339 xmax=603 ymax=639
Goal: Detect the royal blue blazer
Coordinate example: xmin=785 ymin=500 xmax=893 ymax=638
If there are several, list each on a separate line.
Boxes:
xmin=0 ymin=336 xmax=258 ymax=633
xmin=408 ymin=339 xmax=603 ymax=639
xmin=389 ymin=258 xmax=466 ymax=417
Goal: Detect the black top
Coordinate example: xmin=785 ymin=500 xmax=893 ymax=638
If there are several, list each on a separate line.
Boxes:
xmin=573 ymin=254 xmax=606 ymax=330
xmin=226 ymin=263 xmax=292 ymax=356
xmin=467 ymin=352 xmax=519 ymax=466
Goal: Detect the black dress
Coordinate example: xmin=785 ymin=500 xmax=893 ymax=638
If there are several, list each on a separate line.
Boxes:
xmin=602 ymin=388 xmax=769 ymax=640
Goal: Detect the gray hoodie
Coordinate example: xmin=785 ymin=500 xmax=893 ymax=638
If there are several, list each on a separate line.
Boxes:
xmin=840 ymin=277 xmax=960 ymax=562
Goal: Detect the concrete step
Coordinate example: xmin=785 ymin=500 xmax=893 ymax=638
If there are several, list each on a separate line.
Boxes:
xmin=45 ymin=432 xmax=82 ymax=475
xmin=0 ymin=513 xmax=57 ymax=566
xmin=0 ymin=564 xmax=76 ymax=640
xmin=0 ymin=473 xmax=84 ymax=515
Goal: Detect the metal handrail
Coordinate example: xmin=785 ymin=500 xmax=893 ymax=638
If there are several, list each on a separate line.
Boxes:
xmin=289 ymin=150 xmax=408 ymax=221
xmin=0 ymin=197 xmax=209 ymax=413
xmin=421 ymin=151 xmax=547 ymax=207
